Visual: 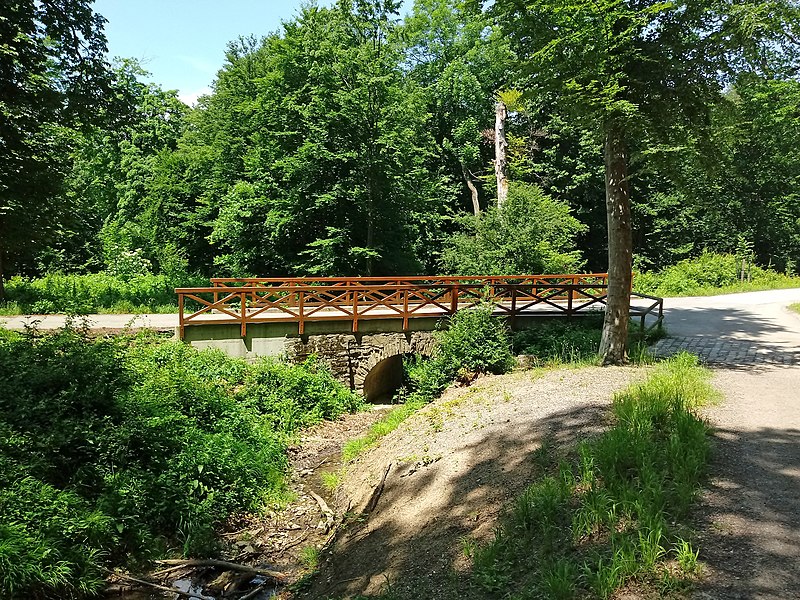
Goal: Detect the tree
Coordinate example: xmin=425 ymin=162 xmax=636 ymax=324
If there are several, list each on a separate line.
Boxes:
xmin=494 ymin=0 xmax=800 ymax=363
xmin=402 ymin=0 xmax=513 ymax=215
xmin=0 ymin=0 xmax=112 ymax=297
xmin=200 ymin=1 xmax=448 ymax=277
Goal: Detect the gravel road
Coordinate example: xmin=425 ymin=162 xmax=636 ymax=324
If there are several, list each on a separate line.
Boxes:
xmin=654 ymin=289 xmax=800 ymax=599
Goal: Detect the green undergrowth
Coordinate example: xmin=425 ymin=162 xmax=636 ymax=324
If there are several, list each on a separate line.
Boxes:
xmin=0 ymin=272 xmax=205 ymax=315
xmin=634 ymin=252 xmax=800 ymax=297
xmin=0 ymin=327 xmax=362 ymax=599
xmin=790 ymin=303 xmax=800 ymax=315
xmin=471 ymin=353 xmax=715 ymax=599
xmin=513 ymin=315 xmax=663 ymax=368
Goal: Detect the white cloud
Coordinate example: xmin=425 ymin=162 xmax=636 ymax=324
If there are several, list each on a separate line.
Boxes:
xmin=179 ymin=86 xmax=212 ymax=106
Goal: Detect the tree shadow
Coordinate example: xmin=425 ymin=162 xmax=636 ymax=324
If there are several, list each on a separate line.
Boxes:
xmin=654 ymin=305 xmax=800 ymax=370
xmin=692 ymin=426 xmax=800 ymax=598
xmin=299 ymin=401 xmax=607 ymax=599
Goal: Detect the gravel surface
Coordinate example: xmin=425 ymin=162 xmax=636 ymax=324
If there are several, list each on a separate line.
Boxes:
xmin=658 ymin=289 xmax=800 ymax=600
xmin=301 ymin=366 xmax=644 ymax=599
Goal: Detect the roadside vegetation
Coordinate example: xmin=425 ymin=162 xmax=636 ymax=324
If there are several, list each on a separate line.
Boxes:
xmin=790 ymin=304 xmax=800 ymax=315
xmin=634 ymin=252 xmax=800 ymax=298
xmin=471 ymin=353 xmax=715 ymax=599
xmin=0 ymin=327 xmax=362 ymax=600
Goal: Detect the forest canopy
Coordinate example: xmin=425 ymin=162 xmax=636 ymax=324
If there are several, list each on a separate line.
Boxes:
xmin=1 ymin=0 xmax=799 ymax=292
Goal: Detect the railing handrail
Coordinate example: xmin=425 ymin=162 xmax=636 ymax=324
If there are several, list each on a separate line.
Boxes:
xmin=176 ymin=274 xmax=618 ymax=339
xmin=207 ymin=273 xmax=609 ymax=286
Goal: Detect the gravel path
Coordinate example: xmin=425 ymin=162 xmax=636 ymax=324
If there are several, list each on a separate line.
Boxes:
xmin=653 ymin=289 xmax=800 ymax=599
xmin=303 ymin=366 xmax=644 ymax=599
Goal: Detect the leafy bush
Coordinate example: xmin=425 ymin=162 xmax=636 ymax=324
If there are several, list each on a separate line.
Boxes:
xmin=634 ymin=252 xmax=800 ymax=296
xmin=2 ymin=271 xmax=205 ymax=314
xmin=0 ymin=328 xmax=362 ymax=599
xmin=472 ymin=354 xmax=714 ymax=598
xmin=405 ymin=305 xmax=515 ymax=404
xmin=440 ymin=182 xmax=587 ymax=276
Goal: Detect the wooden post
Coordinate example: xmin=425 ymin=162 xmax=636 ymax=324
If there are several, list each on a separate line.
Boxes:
xmin=298 ymin=291 xmax=305 ymax=335
xmin=450 ymin=284 xmax=459 ymax=314
xmin=402 ymin=288 xmax=409 ymax=331
xmin=240 ymin=292 xmax=247 ymax=338
xmin=178 ymin=293 xmax=185 ymax=340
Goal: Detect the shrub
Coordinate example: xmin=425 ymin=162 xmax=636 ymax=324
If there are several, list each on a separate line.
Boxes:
xmin=440 ymin=182 xmax=587 ymax=276
xmin=634 ymin=251 xmax=800 ymax=296
xmin=3 ymin=271 xmax=206 ymax=314
xmin=513 ymin=316 xmax=604 ymax=365
xmin=0 ymin=328 xmax=363 ymax=598
xmin=405 ymin=305 xmax=515 ymax=404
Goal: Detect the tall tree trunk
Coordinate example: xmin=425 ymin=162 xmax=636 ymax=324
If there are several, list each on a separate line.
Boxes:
xmin=599 ymin=125 xmax=633 ymax=365
xmin=0 ymin=219 xmax=5 ymax=301
xmin=461 ymin=163 xmax=480 ymax=216
xmin=494 ymin=101 xmax=509 ymax=208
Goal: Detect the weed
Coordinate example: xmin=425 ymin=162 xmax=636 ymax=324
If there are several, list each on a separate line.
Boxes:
xmin=469 ymin=353 xmax=714 ymax=599
xmin=320 ymin=471 xmax=342 ymax=492
xmin=299 ymin=546 xmax=320 ymax=569
xmin=674 ymin=538 xmax=701 ymax=574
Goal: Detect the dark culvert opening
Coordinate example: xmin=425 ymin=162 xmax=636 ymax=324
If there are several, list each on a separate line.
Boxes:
xmin=362 ymin=354 xmax=406 ymax=404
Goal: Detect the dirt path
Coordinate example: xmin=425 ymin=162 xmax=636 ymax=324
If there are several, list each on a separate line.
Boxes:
xmin=652 ymin=289 xmax=800 ymax=599
xmin=297 ymin=289 xmax=800 ymax=600
xmin=299 ymin=366 xmax=644 ymax=599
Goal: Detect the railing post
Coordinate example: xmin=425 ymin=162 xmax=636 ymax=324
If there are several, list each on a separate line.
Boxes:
xmin=510 ymin=285 xmax=517 ymax=329
xmin=450 ymin=284 xmax=459 ymax=314
xmin=178 ymin=292 xmax=185 ymax=340
xmin=240 ymin=292 xmax=247 ymax=338
xmin=567 ymin=284 xmax=574 ymax=318
xmin=298 ymin=291 xmax=305 ymax=335
xmin=352 ymin=289 xmax=359 ymax=333
xmin=402 ymin=288 xmax=409 ymax=331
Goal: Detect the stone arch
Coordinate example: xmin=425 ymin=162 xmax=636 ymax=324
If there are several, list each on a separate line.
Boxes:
xmin=355 ymin=332 xmax=436 ymax=401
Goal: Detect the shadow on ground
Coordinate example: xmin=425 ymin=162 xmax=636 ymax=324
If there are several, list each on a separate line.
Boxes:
xmin=298 ymin=403 xmax=607 ymax=600
xmin=692 ymin=425 xmax=800 ymax=599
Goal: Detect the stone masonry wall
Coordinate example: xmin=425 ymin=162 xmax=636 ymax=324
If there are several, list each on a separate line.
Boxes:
xmin=285 ymin=331 xmax=436 ymax=391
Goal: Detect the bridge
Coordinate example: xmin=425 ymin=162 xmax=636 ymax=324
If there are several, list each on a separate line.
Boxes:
xmin=176 ymin=274 xmax=663 ymax=400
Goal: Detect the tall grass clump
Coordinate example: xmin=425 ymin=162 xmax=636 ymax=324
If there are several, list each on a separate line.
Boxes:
xmin=472 ymin=353 xmax=715 ymax=598
xmin=634 ymin=251 xmax=800 ymax=297
xmin=0 ymin=327 xmax=362 ymax=599
xmin=1 ymin=271 xmax=206 ymax=314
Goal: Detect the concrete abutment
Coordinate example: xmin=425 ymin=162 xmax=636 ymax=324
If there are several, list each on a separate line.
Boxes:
xmin=182 ymin=318 xmax=438 ymax=396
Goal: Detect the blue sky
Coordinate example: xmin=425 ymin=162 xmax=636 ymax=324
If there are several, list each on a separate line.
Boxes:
xmin=95 ymin=1 xmax=411 ymax=105
xmin=94 ymin=1 xmax=338 ymax=104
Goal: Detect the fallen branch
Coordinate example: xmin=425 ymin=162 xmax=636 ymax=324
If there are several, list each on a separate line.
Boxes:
xmin=309 ymin=490 xmax=333 ymax=517
xmin=106 ymin=570 xmax=214 ymax=600
xmin=239 ymin=583 xmax=270 ymax=600
xmin=365 ymin=463 xmax=392 ymax=513
xmin=154 ymin=559 xmax=287 ymax=582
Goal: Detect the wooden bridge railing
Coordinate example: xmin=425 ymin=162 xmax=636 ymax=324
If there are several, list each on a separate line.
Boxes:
xmin=176 ymin=274 xmax=662 ymax=339
xmin=183 ymin=274 xmax=592 ymax=337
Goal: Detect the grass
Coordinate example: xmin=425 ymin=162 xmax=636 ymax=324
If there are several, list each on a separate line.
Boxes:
xmin=470 ymin=353 xmax=716 ymax=599
xmin=790 ymin=303 xmax=800 ymax=315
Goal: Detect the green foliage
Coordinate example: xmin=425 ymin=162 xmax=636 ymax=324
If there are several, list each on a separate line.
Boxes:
xmin=441 ymin=182 xmax=586 ymax=275
xmin=2 ymin=272 xmax=205 ymax=314
xmin=472 ymin=354 xmax=714 ymax=598
xmin=407 ymin=305 xmax=515 ymax=403
xmin=0 ymin=328 xmax=362 ymax=599
xmin=634 ymin=252 xmax=800 ymax=297
xmin=513 ymin=317 xmax=604 ymax=366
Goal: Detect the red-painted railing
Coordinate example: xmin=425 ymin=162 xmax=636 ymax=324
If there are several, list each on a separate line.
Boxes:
xmin=176 ymin=274 xmax=627 ymax=338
